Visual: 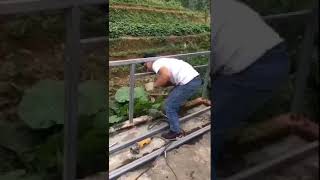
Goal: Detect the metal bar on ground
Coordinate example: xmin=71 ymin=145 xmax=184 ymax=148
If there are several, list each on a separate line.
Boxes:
xmin=63 ymin=5 xmax=80 ymax=180
xmin=109 ymin=125 xmax=211 ymax=180
xmin=109 ymin=51 xmax=210 ymax=67
xmin=291 ymin=6 xmax=318 ymax=113
xmin=225 ymin=141 xmax=319 ymax=180
xmin=129 ymin=64 xmax=136 ymax=124
xmin=109 ymin=106 xmax=210 ymax=154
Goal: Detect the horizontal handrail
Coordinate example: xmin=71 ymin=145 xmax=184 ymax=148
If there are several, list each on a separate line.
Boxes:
xmin=263 ymin=9 xmax=312 ymax=21
xmin=0 ymin=0 xmax=107 ymax=15
xmin=109 ymin=51 xmax=210 ymax=67
xmin=134 ymin=64 xmax=208 ymax=78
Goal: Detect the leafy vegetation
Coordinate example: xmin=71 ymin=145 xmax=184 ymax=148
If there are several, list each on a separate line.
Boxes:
xmin=110 ymin=40 xmax=209 ymax=58
xmin=109 ymin=22 xmax=209 ymax=38
xmin=109 ymin=8 xmax=206 ymax=24
xmin=109 ymin=86 xmax=164 ymax=124
xmin=110 ymin=0 xmax=185 ymax=9
xmin=0 ymin=80 xmax=107 ymax=179
xmin=18 ymin=80 xmax=106 ymax=129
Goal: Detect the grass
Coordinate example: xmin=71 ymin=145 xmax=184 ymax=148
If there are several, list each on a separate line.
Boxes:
xmin=109 ymin=33 xmax=210 ymax=53
xmin=109 ymin=22 xmax=210 ymax=38
xmin=110 ymin=0 xmax=185 ymax=10
xmin=110 ymin=42 xmax=209 ymax=59
xmin=109 ymin=8 xmax=206 ymax=24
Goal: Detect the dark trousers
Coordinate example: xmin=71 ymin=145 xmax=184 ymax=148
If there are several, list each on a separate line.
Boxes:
xmin=165 ymin=76 xmax=202 ymax=133
xmin=211 ymin=43 xmax=289 ymax=179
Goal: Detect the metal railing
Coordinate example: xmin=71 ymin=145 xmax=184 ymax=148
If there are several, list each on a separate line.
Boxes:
xmin=109 ymin=51 xmax=211 ymax=124
xmin=0 ymin=1 xmax=107 ymax=180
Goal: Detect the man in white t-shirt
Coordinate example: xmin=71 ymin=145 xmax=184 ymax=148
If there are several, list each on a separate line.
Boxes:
xmin=143 ymin=54 xmax=202 ymax=140
xmin=211 ymin=0 xmax=290 ymax=178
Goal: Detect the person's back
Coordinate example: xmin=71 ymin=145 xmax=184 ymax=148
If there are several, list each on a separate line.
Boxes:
xmin=152 ymin=58 xmax=199 ymax=85
xmin=211 ymin=1 xmax=289 ymax=179
xmin=212 ymin=0 xmax=283 ymax=75
xmin=143 ymin=56 xmax=202 ymax=140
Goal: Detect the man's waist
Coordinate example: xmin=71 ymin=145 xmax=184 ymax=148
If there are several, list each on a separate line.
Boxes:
xmin=176 ymin=75 xmax=201 ymax=85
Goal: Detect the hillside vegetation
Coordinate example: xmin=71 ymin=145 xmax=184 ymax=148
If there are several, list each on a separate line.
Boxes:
xmin=109 ymin=0 xmax=210 ymax=59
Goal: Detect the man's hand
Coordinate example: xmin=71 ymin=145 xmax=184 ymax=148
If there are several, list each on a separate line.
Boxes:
xmin=145 ymin=82 xmax=154 ymax=91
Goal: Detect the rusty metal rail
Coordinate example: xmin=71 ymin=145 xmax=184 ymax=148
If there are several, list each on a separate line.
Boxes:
xmin=225 ymin=141 xmax=319 ymax=180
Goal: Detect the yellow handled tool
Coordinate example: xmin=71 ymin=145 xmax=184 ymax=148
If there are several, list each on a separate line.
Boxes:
xmin=130 ymin=138 xmax=152 ymax=154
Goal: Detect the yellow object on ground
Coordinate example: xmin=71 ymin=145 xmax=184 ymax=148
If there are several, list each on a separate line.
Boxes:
xmin=130 ymin=138 xmax=152 ymax=154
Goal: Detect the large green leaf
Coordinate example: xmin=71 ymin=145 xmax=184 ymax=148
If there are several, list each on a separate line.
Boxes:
xmin=109 ymin=115 xmax=122 ymax=124
xmin=151 ymin=103 xmax=162 ymax=110
xmin=18 ymin=80 xmax=64 ymax=129
xmin=114 ymin=87 xmax=130 ymax=103
xmin=114 ymin=86 xmax=148 ymax=103
xmin=134 ymin=87 xmax=148 ymax=102
xmin=79 ymin=80 xmax=106 ymax=116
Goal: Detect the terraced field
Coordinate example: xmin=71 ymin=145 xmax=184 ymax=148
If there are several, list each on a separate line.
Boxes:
xmin=109 ymin=0 xmax=210 ymax=60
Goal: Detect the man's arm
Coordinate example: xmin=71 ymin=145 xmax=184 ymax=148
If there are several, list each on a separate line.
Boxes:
xmin=154 ymin=67 xmax=172 ymax=88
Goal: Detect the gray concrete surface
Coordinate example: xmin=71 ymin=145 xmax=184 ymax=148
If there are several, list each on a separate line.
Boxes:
xmin=118 ymin=132 xmax=211 ymax=180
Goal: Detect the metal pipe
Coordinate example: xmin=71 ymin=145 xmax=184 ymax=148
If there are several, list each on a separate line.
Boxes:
xmin=64 ymin=6 xmax=80 ymax=180
xmin=263 ymin=9 xmax=312 ymax=21
xmin=129 ymin=64 xmax=136 ymax=123
xmin=80 ymin=36 xmax=106 ymax=44
xmin=0 ymin=0 xmax=108 ymax=15
xmin=291 ymin=6 xmax=318 ymax=113
xmin=109 ymin=125 xmax=211 ymax=179
xmin=202 ymin=60 xmax=210 ymax=98
xmin=134 ymin=64 xmax=208 ymax=78
xmin=225 ymin=141 xmax=319 ymax=180
xmin=109 ymin=51 xmax=210 ymax=67
xmin=109 ymin=106 xmax=210 ymax=154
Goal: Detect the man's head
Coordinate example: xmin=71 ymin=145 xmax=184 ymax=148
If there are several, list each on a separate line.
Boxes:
xmin=142 ymin=53 xmax=157 ymax=72
xmin=143 ymin=61 xmax=153 ymax=72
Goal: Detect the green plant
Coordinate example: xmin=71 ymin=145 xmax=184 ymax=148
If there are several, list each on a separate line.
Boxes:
xmin=18 ymin=80 xmax=106 ymax=129
xmin=18 ymin=80 xmax=65 ymax=129
xmin=109 ymin=8 xmax=205 ymax=24
xmin=0 ymin=80 xmax=108 ymax=179
xmin=110 ymin=0 xmax=185 ymax=9
xmin=109 ymin=22 xmax=210 ymax=38
xmin=109 ymin=86 xmax=164 ymax=125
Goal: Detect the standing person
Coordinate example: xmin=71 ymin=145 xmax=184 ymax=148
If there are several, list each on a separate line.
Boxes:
xmin=211 ymin=0 xmax=289 ymax=178
xmin=143 ymin=55 xmax=203 ymax=140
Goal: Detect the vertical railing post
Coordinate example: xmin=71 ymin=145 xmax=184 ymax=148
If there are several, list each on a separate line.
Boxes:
xmin=202 ymin=58 xmax=210 ymax=98
xmin=64 ymin=5 xmax=80 ymax=180
xmin=291 ymin=6 xmax=318 ymax=114
xmin=129 ymin=64 xmax=136 ymax=123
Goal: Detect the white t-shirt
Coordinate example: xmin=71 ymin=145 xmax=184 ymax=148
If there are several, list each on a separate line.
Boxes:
xmin=212 ymin=0 xmax=283 ymax=75
xmin=152 ymin=58 xmax=199 ymax=85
